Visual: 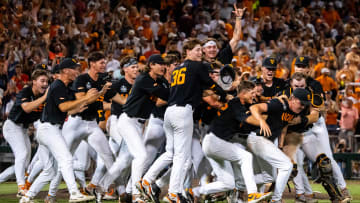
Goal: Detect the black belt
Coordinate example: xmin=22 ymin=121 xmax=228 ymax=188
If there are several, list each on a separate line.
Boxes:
xmin=137 ymin=119 xmax=146 ymax=124
xmin=40 ymin=121 xmax=63 ymax=128
xmin=79 ymin=116 xmax=96 ymax=121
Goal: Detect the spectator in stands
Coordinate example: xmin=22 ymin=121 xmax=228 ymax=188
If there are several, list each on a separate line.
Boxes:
xmin=325 ymin=91 xmax=339 ymax=134
xmin=316 ymin=68 xmax=338 ymax=96
xmin=339 ymin=98 xmax=359 ymax=152
xmin=11 ymin=65 xmax=29 ymax=93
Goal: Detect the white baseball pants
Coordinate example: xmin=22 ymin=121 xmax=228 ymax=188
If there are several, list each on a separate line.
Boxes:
xmin=247 ymin=133 xmax=292 ymax=201
xmin=164 ymin=105 xmax=194 ymax=194
xmin=197 ymin=133 xmax=257 ymax=194
xmin=116 ymin=112 xmax=147 ymax=195
xmin=26 ymin=122 xmax=79 ymax=198
xmin=293 ymin=148 xmax=313 ymax=195
xmin=3 ymin=119 xmax=31 ymax=186
xmin=313 ymin=117 xmax=346 ymax=189
xmin=0 ymin=165 xmax=15 ymax=183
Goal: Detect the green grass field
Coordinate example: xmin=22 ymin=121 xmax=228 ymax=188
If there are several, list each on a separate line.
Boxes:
xmin=0 ymin=181 xmax=359 ymax=202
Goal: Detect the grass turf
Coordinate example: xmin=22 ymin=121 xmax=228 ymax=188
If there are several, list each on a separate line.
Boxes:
xmin=0 ymin=180 xmax=359 ymax=202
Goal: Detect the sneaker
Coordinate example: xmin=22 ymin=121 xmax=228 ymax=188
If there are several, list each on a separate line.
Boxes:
xmin=165 ymin=193 xmax=187 ymax=203
xmin=119 ymin=193 xmax=132 ymax=203
xmin=294 ymin=194 xmax=306 ymax=203
xmin=142 ymin=180 xmax=160 ymax=203
xmin=304 ymin=193 xmax=318 ymax=203
xmin=341 ymin=188 xmax=352 ymax=202
xmin=17 ymin=185 xmax=28 ymax=198
xmin=247 ymin=192 xmax=272 ymax=203
xmin=85 ymin=183 xmax=97 ymax=196
xmin=44 ymin=194 xmax=56 ymax=203
xmin=103 ymin=188 xmax=117 ymax=200
xmin=69 ymin=191 xmax=95 ymax=203
xmin=19 ymin=196 xmax=34 ymax=203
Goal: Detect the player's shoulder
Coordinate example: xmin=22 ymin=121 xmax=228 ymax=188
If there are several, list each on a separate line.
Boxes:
xmin=74 ymin=73 xmax=89 ymax=83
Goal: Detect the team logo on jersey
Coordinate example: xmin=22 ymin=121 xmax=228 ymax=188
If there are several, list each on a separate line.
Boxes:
xmin=299 ymin=57 xmax=304 ymax=62
xmin=307 ymin=94 xmax=311 ymax=100
xmin=120 ymin=85 xmax=127 ymax=93
xmin=86 ymin=82 xmax=91 ymax=89
xmin=281 ymin=112 xmax=294 ymax=121
xmin=270 ymin=59 xmax=275 ymax=64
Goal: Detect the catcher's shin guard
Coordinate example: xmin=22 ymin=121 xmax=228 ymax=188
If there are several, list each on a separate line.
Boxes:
xmin=314 ymin=153 xmax=343 ymax=201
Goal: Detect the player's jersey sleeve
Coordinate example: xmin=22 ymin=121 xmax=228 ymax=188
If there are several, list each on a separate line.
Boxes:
xmin=217 ymin=43 xmax=233 ymax=65
xmin=73 ymin=75 xmax=87 ymax=93
xmin=52 ymin=84 xmax=70 ymax=107
xmin=142 ymin=77 xmax=169 ymax=101
xmin=14 ymin=87 xmax=32 ymax=108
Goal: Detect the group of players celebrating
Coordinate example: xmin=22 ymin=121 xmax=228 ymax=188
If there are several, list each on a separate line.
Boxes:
xmin=0 ymin=6 xmax=353 ymax=203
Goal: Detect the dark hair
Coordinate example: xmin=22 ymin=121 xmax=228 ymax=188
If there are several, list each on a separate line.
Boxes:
xmin=237 ymin=80 xmax=255 ymax=93
xmin=88 ymin=51 xmax=105 ymax=66
xmin=31 ymin=69 xmax=49 ymax=81
xmin=182 ymin=38 xmax=202 ymax=58
xmin=164 ymin=54 xmax=180 ymax=65
xmin=291 ymin=72 xmax=307 ymax=82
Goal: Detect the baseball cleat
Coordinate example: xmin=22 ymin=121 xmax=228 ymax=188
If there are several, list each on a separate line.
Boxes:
xmin=85 ymin=183 xmax=97 ymax=196
xmin=247 ymin=192 xmax=272 ymax=203
xmin=164 ymin=193 xmax=187 ymax=203
xmin=44 ymin=194 xmax=56 ymax=203
xmin=294 ymin=194 xmax=306 ymax=203
xmin=304 ymin=193 xmax=318 ymax=203
xmin=341 ymin=188 xmax=352 ymax=202
xmin=132 ymin=194 xmax=147 ymax=203
xmin=141 ymin=180 xmax=160 ymax=203
xmin=19 ymin=195 xmax=34 ymax=203
xmin=103 ymin=188 xmax=117 ymax=200
xmin=16 ymin=185 xmax=28 ymax=198
xmin=69 ymin=191 xmax=95 ymax=203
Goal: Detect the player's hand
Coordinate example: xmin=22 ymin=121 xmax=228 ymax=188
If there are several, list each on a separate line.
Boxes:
xmin=277 ymin=95 xmax=288 ymax=105
xmin=226 ymin=94 xmax=234 ymax=101
xmin=259 ymin=119 xmax=271 ymax=137
xmin=100 ymin=82 xmax=112 ymax=95
xmin=288 ymin=116 xmax=301 ymax=125
xmin=85 ymin=88 xmax=99 ymax=100
xmin=232 ymin=4 xmax=246 ymax=19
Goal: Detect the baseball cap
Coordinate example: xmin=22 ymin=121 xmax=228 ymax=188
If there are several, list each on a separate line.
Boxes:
xmin=148 ymin=54 xmax=165 ymax=64
xmin=34 ymin=63 xmax=48 ymax=70
xmin=295 ymin=56 xmax=310 ymax=67
xmin=59 ymin=58 xmax=81 ymax=70
xmin=250 ymin=76 xmax=264 ymax=84
xmin=292 ymin=88 xmax=311 ymax=106
xmin=51 ymin=64 xmax=60 ymax=74
xmin=262 ymin=57 xmax=277 ymax=70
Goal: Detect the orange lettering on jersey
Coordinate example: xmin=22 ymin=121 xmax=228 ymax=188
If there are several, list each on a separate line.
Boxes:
xmin=33 ymin=103 xmax=45 ymax=112
xmin=220 ymin=103 xmax=228 ymax=111
xmin=281 ymin=113 xmax=294 ymax=121
xmin=96 ymin=96 xmax=104 ymax=102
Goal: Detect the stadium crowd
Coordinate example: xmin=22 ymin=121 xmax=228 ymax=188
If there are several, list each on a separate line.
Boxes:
xmin=0 ymin=0 xmax=360 ymax=176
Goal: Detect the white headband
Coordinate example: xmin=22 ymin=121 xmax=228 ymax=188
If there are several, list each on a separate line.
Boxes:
xmin=203 ymin=40 xmax=217 ymax=48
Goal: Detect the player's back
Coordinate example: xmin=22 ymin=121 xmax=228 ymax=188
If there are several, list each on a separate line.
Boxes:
xmin=168 ymin=60 xmax=210 ymax=108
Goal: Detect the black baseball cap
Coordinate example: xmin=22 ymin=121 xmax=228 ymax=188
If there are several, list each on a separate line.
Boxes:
xmin=59 ymin=58 xmax=81 ymax=70
xmin=34 ymin=63 xmax=48 ymax=70
xmin=262 ymin=57 xmax=277 ymax=70
xmin=148 ymin=54 xmax=165 ymax=64
xmin=250 ymin=76 xmax=264 ymax=84
xmin=292 ymin=88 xmax=311 ymax=106
xmin=51 ymin=64 xmax=60 ymax=74
xmin=295 ymin=56 xmax=309 ymax=67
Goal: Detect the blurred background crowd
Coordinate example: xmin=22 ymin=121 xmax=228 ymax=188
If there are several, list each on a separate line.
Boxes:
xmin=0 ymin=0 xmax=360 ymax=176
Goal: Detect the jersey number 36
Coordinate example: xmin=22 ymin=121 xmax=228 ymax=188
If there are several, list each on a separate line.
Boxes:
xmin=171 ymin=67 xmax=186 ymax=87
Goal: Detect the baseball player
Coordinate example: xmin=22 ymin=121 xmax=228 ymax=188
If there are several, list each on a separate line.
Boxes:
xmin=292 ymin=56 xmax=351 ymax=200
xmin=47 ymin=51 xmax=129 ymax=197
xmin=20 ymin=58 xmax=96 ymax=203
xmin=191 ymin=81 xmax=272 ymax=203
xmin=260 ymin=57 xmax=287 ymax=101
xmin=2 ymin=69 xmax=49 ymax=197
xmin=244 ymin=88 xmax=312 ymax=202
xmin=97 ymin=56 xmax=139 ymax=196
xmin=146 ymin=38 xmax=227 ymax=202
xmin=202 ymin=5 xmax=245 ymax=65
xmin=110 ymin=54 xmax=169 ymax=203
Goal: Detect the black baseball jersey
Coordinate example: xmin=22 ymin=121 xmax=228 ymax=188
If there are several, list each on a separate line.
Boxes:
xmin=246 ymin=98 xmax=299 ymax=141
xmin=209 ymin=98 xmax=250 ymax=141
xmin=168 ymin=60 xmax=226 ymax=108
xmin=152 ymin=77 xmax=170 ymax=119
xmin=217 ymin=43 xmax=233 ymax=65
xmin=306 ymin=76 xmax=325 ymax=99
xmin=123 ymin=72 xmax=169 ymax=119
xmin=280 ymin=86 xmax=323 ymax=133
xmin=262 ymin=77 xmax=287 ymax=98
xmin=41 ymin=80 xmax=74 ymax=125
xmin=8 ymin=85 xmax=45 ymax=127
xmin=73 ymin=73 xmax=116 ymax=121
xmin=193 ymin=102 xmax=218 ymax=125
xmin=111 ymin=78 xmax=132 ymax=117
